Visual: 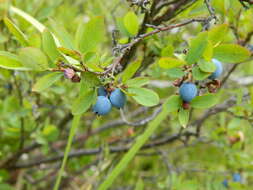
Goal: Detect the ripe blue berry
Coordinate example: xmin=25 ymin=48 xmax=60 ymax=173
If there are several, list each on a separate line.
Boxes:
xmin=209 ymin=59 xmax=223 ymax=79
xmin=98 ymin=86 xmax=107 ymax=96
xmin=179 ymin=82 xmax=198 ymax=102
xmin=109 ymin=88 xmax=126 ymax=109
xmin=92 ymin=96 xmax=112 ymax=115
xmin=222 ymin=179 xmax=228 ymax=188
xmin=232 ymin=173 xmax=242 ymax=183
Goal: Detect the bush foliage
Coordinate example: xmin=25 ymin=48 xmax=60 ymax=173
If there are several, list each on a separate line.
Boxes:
xmin=0 ymin=0 xmax=253 ymax=189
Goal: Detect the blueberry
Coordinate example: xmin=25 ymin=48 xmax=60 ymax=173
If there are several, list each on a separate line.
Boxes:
xmin=92 ymin=96 xmax=112 ymax=115
xmin=109 ymin=88 xmax=126 ymax=109
xmin=232 ymin=173 xmax=242 ymax=183
xmin=222 ymin=179 xmax=229 ymax=188
xmin=209 ymin=59 xmax=223 ymax=79
xmin=179 ymin=82 xmax=198 ymax=102
xmin=98 ymin=86 xmax=107 ymax=96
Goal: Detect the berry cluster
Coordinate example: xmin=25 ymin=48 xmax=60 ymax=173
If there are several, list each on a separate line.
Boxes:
xmin=92 ymin=87 xmax=126 ymax=115
xmin=178 ymin=59 xmax=223 ymax=107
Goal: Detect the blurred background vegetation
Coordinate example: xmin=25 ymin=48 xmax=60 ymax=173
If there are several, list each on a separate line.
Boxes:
xmin=0 ymin=0 xmax=253 ymax=189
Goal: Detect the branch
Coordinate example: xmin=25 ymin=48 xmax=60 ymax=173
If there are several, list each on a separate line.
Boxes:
xmin=221 ymin=58 xmax=253 ymax=87
xmin=12 ymin=132 xmax=196 ymax=169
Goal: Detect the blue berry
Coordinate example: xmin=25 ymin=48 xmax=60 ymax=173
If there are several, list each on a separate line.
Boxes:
xmin=109 ymin=88 xmax=126 ymax=109
xmin=209 ymin=59 xmax=223 ymax=79
xmin=232 ymin=173 xmax=242 ymax=183
xmin=98 ymin=86 xmax=107 ymax=96
xmin=222 ymin=179 xmax=229 ymax=188
xmin=179 ymin=82 xmax=198 ymax=102
xmin=92 ymin=96 xmax=112 ymax=115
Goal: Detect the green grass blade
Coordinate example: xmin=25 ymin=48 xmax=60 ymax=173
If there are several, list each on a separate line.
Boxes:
xmin=9 ymin=6 xmax=61 ymax=46
xmin=98 ymin=108 xmax=168 ymax=190
xmin=9 ymin=6 xmax=45 ymax=32
xmin=53 ymin=114 xmax=81 ymax=190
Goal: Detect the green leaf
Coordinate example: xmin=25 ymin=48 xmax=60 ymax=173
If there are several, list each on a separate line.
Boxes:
xmin=42 ymin=30 xmax=61 ymax=62
xmin=78 ymin=16 xmax=105 ymax=53
xmin=178 ymin=108 xmax=189 ymax=128
xmin=122 ymin=60 xmax=141 ymax=83
xmin=192 ymin=66 xmax=210 ymax=80
xmin=19 ymin=47 xmax=48 ymax=70
xmin=0 ymin=51 xmax=29 ymax=70
xmin=161 ymin=44 xmax=174 ymax=57
xmin=124 ymin=11 xmax=139 ymax=36
xmin=42 ymin=125 xmax=59 ymax=142
xmin=58 ymin=47 xmax=82 ymax=61
xmin=49 ymin=19 xmax=74 ymax=49
xmin=4 ymin=17 xmax=29 ymax=46
xmin=83 ymin=52 xmax=104 ymax=72
xmin=191 ymin=93 xmax=219 ymax=109
xmin=97 ymin=109 xmax=169 ymax=190
xmin=81 ymin=72 xmax=100 ymax=89
xmin=198 ymin=60 xmax=216 ymax=73
xmin=185 ymin=32 xmax=208 ymax=65
xmin=203 ymin=40 xmax=213 ymax=61
xmin=116 ymin=17 xmax=131 ymax=37
xmin=32 ymin=72 xmax=63 ymax=92
xmin=128 ymin=87 xmax=159 ymax=107
xmin=10 ymin=6 xmax=45 ymax=32
xmin=158 ymin=57 xmax=186 ymax=69
xmin=213 ymin=44 xmax=251 ymax=63
xmin=166 ymin=68 xmax=185 ymax=78
xmin=208 ymin=24 xmax=229 ymax=47
xmin=163 ymin=95 xmax=182 ymax=112
xmin=71 ymin=89 xmax=96 ymax=115
xmin=125 ymin=77 xmax=149 ymax=87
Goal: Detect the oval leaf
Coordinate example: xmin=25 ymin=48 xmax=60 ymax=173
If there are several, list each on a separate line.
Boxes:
xmin=192 ymin=66 xmax=210 ymax=80
xmin=42 ymin=29 xmax=61 ymax=62
xmin=32 ymin=72 xmax=63 ymax=92
xmin=185 ymin=32 xmax=208 ymax=65
xmin=163 ymin=95 xmax=182 ymax=112
xmin=191 ymin=93 xmax=219 ymax=109
xmin=158 ymin=57 xmax=186 ymax=69
xmin=124 ymin=11 xmax=139 ymax=36
xmin=128 ymin=87 xmax=159 ymax=107
xmin=19 ymin=47 xmax=48 ymax=70
xmin=122 ymin=60 xmax=141 ymax=83
xmin=71 ymin=89 xmax=96 ymax=115
xmin=0 ymin=51 xmax=29 ymax=70
xmin=78 ymin=16 xmax=105 ymax=53
xmin=213 ymin=44 xmax=251 ymax=63
xmin=4 ymin=17 xmax=29 ymax=46
xmin=125 ymin=77 xmax=149 ymax=87
xmin=203 ymin=40 xmax=213 ymax=61
xmin=198 ymin=60 xmax=216 ymax=73
xmin=208 ymin=24 xmax=228 ymax=47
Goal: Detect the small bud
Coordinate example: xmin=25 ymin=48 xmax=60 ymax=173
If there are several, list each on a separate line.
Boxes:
xmin=64 ymin=68 xmax=75 ymax=79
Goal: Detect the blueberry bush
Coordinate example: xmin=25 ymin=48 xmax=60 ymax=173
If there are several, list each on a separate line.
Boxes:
xmin=0 ymin=0 xmax=253 ymax=189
